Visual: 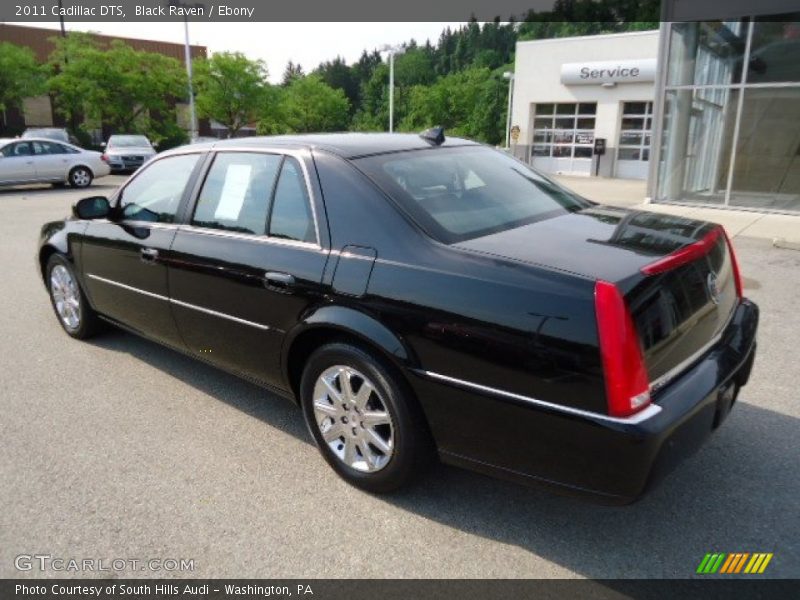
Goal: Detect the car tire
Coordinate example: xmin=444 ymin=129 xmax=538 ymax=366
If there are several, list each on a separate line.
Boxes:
xmin=46 ymin=255 xmax=102 ymax=339
xmin=300 ymin=342 xmax=434 ymax=493
xmin=68 ymin=166 xmax=93 ymax=188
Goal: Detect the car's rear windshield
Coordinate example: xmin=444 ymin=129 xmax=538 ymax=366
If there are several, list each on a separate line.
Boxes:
xmin=355 ymin=146 xmax=591 ymax=244
xmin=110 ymin=135 xmax=151 ymax=147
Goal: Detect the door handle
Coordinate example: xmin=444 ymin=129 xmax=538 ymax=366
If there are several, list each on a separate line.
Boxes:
xmin=140 ymin=247 xmax=159 ymax=264
xmin=263 ymin=271 xmax=295 ymax=291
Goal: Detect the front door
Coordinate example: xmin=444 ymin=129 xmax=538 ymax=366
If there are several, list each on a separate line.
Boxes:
xmin=0 ymin=142 xmax=36 ymax=183
xmin=168 ymin=151 xmax=329 ymax=388
xmin=80 ymin=152 xmax=203 ymax=348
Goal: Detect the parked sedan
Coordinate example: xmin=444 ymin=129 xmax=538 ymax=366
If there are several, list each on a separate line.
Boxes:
xmin=0 ymin=138 xmax=110 ymax=188
xmin=37 ymin=132 xmax=758 ymax=503
xmin=22 ymin=127 xmax=81 ymax=146
xmin=101 ymin=134 xmax=157 ymax=173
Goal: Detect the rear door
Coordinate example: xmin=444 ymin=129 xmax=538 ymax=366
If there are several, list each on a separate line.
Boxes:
xmin=168 ymin=149 xmax=329 ymax=388
xmin=0 ymin=142 xmax=36 ymax=183
xmin=80 ymin=152 xmax=204 ymax=348
xmin=31 ymin=140 xmax=68 ymax=180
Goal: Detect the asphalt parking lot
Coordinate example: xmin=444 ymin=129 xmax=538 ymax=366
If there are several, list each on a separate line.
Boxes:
xmin=1 ymin=176 xmax=798 ymax=579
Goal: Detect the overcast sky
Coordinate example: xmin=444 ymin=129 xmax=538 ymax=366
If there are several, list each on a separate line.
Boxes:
xmin=21 ymin=22 xmax=468 ymax=83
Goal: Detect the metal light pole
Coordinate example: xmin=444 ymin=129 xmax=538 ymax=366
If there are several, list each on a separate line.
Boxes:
xmin=168 ymin=1 xmax=200 ymax=141
xmin=503 ymin=71 xmax=515 ymax=149
xmin=381 ymin=44 xmax=405 ymax=133
xmin=182 ymin=17 xmax=198 ymax=141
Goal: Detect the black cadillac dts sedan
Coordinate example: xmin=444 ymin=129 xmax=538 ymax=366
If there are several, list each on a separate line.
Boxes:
xmin=38 ymin=132 xmax=758 ymax=503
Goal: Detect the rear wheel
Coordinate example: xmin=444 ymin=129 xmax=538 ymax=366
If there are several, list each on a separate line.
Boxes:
xmin=46 ymin=255 xmax=101 ymax=339
xmin=68 ymin=166 xmax=93 ymax=188
xmin=300 ymin=342 xmax=433 ymax=493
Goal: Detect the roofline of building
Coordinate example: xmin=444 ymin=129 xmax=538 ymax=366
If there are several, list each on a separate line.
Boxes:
xmin=516 ymin=30 xmax=660 ymax=47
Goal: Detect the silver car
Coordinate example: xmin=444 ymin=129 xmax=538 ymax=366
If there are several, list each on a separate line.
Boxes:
xmin=101 ymin=134 xmax=157 ymax=173
xmin=0 ymin=138 xmax=110 ymax=189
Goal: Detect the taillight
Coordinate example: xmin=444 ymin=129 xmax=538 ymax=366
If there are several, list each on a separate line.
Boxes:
xmin=720 ymin=227 xmax=743 ymax=299
xmin=101 ymin=154 xmax=108 ymax=162
xmin=641 ymin=227 xmax=721 ymax=275
xmin=595 ymin=280 xmax=650 ymax=417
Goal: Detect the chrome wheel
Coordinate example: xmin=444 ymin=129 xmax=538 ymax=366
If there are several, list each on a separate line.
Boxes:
xmin=71 ymin=168 xmax=91 ymax=187
xmin=50 ymin=264 xmax=81 ymax=330
xmin=312 ymin=365 xmax=394 ymax=473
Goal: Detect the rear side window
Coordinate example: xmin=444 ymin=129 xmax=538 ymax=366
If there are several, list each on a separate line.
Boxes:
xmin=268 ymin=158 xmax=316 ymax=243
xmin=192 ymin=153 xmax=282 ymax=235
xmin=356 ymin=146 xmax=590 ymax=243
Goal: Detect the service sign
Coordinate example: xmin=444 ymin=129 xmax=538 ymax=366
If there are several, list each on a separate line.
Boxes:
xmin=560 ymin=58 xmax=657 ymax=85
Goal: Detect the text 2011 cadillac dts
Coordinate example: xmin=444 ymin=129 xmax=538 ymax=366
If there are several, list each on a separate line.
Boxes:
xmin=38 ymin=132 xmax=758 ymax=503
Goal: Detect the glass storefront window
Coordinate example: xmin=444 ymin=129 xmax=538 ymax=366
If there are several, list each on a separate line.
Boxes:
xmin=656 ymin=87 xmax=737 ymax=204
xmin=747 ymin=15 xmax=800 ymax=83
xmin=729 ymin=87 xmax=800 ymax=209
xmin=656 ymin=16 xmax=800 ymax=212
xmin=667 ymin=21 xmax=748 ymax=87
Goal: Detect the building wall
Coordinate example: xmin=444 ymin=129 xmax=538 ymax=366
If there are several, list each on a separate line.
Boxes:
xmin=0 ymin=24 xmax=209 ymax=140
xmin=510 ymin=31 xmax=659 ymax=178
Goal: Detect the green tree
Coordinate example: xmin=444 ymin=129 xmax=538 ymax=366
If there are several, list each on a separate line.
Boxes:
xmin=0 ymin=42 xmax=46 ymax=116
xmin=278 ymin=75 xmax=350 ymax=133
xmin=281 ymin=61 xmax=305 ymax=86
xmin=193 ymin=52 xmax=267 ymax=137
xmin=48 ymin=35 xmax=186 ymax=141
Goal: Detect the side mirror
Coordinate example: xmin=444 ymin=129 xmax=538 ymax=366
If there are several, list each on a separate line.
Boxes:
xmin=73 ymin=196 xmax=110 ymax=220
xmin=152 ymin=141 xmax=160 ymax=148
xmin=100 ymin=141 xmax=107 ymax=148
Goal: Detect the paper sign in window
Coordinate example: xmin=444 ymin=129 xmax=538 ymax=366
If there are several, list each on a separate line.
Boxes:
xmin=214 ymin=164 xmax=252 ymax=220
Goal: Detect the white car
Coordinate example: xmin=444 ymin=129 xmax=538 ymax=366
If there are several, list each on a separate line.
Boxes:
xmin=0 ymin=138 xmax=110 ymax=189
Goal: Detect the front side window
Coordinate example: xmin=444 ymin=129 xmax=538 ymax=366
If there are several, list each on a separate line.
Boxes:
xmin=1 ymin=142 xmax=32 ymax=157
xmin=268 ymin=158 xmax=316 ymax=243
xmin=192 ymin=152 xmax=282 ymax=235
xmin=118 ymin=154 xmax=200 ymax=223
xmin=357 ymin=146 xmax=591 ymax=244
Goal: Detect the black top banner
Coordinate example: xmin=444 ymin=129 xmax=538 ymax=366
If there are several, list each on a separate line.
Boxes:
xmin=2 ymin=0 xmax=560 ymax=22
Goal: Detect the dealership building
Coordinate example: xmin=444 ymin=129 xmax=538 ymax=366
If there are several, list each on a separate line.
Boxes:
xmin=510 ymin=4 xmax=800 ymax=214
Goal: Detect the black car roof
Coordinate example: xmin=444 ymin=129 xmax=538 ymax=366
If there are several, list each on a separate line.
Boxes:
xmin=200 ymin=133 xmax=479 ymax=159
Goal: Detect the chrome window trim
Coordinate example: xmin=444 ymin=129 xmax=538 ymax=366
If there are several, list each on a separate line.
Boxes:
xmin=194 ymin=147 xmax=322 ymax=247
xmin=414 ymin=370 xmax=663 ymax=425
xmin=176 ymin=223 xmax=323 ymax=251
xmin=86 ymin=274 xmax=271 ymax=332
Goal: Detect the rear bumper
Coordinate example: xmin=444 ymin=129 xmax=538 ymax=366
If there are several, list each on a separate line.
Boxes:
xmin=412 ymin=299 xmax=759 ymax=504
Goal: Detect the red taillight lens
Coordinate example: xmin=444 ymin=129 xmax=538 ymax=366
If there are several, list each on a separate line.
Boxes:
xmin=720 ymin=227 xmax=743 ymax=299
xmin=101 ymin=154 xmax=108 ymax=162
xmin=641 ymin=227 xmax=721 ymax=275
xmin=595 ymin=280 xmax=650 ymax=417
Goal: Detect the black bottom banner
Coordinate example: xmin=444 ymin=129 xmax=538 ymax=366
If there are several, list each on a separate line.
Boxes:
xmin=2 ymin=579 xmax=797 ymax=600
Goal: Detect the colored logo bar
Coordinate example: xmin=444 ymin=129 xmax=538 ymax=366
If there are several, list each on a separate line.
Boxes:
xmin=697 ymin=553 xmax=773 ymax=574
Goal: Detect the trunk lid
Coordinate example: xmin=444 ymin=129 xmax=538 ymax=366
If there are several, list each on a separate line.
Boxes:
xmin=455 ymin=205 xmax=739 ymax=388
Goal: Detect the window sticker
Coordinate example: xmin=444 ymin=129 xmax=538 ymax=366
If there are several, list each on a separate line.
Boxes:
xmin=214 ymin=164 xmax=252 ymax=220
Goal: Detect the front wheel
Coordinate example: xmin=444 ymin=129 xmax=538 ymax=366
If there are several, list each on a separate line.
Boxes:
xmin=68 ymin=166 xmax=93 ymax=188
xmin=46 ymin=255 xmax=102 ymax=339
xmin=300 ymin=342 xmax=433 ymax=493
